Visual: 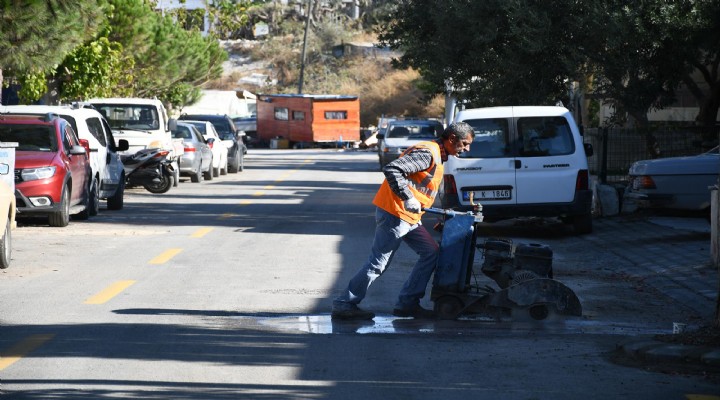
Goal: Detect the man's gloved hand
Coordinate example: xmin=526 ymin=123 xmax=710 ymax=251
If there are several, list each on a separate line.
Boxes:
xmin=404 ymin=198 xmax=422 ymax=213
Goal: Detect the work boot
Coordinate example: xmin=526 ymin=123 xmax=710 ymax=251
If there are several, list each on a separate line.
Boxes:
xmin=331 ymin=304 xmax=375 ymax=320
xmin=393 ymin=304 xmax=436 ymax=319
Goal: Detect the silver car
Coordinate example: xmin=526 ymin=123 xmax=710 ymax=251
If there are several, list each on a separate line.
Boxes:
xmin=171 ymin=122 xmax=213 ymax=183
xmin=625 ymin=146 xmax=719 ymax=214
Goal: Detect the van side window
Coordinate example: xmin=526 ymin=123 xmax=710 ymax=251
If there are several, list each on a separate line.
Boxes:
xmin=518 ymin=117 xmax=574 ymax=157
xmin=460 ymin=118 xmax=510 ymax=159
xmin=86 ymin=117 xmax=108 ymax=147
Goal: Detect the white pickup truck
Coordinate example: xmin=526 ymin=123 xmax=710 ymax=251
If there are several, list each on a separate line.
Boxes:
xmin=87 ymin=97 xmax=184 ymax=186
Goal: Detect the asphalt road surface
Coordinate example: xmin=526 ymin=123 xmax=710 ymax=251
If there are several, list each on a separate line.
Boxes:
xmin=0 ymin=149 xmax=718 ymax=399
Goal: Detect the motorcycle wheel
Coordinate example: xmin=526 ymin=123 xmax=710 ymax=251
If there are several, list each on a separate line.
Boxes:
xmin=143 ymin=172 xmax=173 ymax=194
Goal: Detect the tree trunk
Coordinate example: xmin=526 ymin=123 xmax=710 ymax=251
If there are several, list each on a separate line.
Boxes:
xmin=0 ymin=69 xmax=3 ymax=105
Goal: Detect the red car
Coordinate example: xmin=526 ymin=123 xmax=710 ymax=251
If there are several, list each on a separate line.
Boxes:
xmin=0 ymin=113 xmax=91 ymax=227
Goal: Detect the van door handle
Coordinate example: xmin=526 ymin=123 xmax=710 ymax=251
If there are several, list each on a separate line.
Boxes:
xmin=514 ymin=160 xmax=521 ymax=169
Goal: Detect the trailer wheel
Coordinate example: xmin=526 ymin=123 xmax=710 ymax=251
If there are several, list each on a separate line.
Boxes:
xmin=434 ymin=296 xmax=464 ymax=320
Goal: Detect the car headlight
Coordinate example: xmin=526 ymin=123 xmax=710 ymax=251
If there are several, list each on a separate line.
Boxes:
xmin=21 ymin=166 xmax=56 ymax=181
xmin=384 ymin=146 xmax=402 ymax=154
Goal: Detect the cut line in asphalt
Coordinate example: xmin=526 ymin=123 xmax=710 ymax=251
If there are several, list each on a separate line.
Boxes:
xmin=257 ymin=315 xmax=675 ymax=336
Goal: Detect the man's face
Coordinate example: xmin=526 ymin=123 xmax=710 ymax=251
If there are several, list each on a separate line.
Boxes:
xmin=446 ymin=134 xmax=473 ymax=156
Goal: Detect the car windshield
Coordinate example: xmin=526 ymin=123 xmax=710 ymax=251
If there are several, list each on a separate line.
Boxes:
xmin=386 ymin=124 xmax=441 ymax=139
xmin=92 ymin=104 xmax=160 ymax=130
xmin=0 ymin=124 xmax=57 ymax=152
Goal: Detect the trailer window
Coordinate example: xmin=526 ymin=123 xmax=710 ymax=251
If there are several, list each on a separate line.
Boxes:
xmin=274 ymin=107 xmax=289 ymax=121
xmin=292 ymin=111 xmax=305 ymax=120
xmin=325 ymin=111 xmax=347 ymax=120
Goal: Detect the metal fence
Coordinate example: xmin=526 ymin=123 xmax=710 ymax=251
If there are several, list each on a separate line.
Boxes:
xmin=583 ymin=126 xmax=718 ymax=184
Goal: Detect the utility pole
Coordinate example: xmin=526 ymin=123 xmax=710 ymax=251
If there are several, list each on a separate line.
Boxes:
xmin=298 ymin=0 xmax=313 ymax=94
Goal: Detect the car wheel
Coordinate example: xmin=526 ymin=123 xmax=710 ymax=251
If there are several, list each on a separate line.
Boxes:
xmin=204 ymin=157 xmax=213 ymax=181
xmin=49 ymin=187 xmax=70 ymax=227
xmin=213 ymin=166 xmax=220 ymax=178
xmin=0 ymin=216 xmax=11 ymax=269
xmin=238 ymin=151 xmax=244 ymax=172
xmin=190 ymin=164 xmax=202 ymax=183
xmin=221 ymin=157 xmax=228 ymax=175
xmin=228 ymin=151 xmax=239 ymax=173
xmin=572 ymin=213 xmax=593 ymax=235
xmin=107 ymin=176 xmax=125 ymax=210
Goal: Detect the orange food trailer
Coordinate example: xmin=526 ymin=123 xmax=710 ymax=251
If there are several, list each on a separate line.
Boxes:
xmin=256 ymin=94 xmax=360 ymax=147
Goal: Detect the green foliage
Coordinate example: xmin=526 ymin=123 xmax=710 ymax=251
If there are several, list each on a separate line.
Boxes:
xmin=0 ymin=0 xmax=105 ymax=72
xmin=16 ymin=70 xmax=48 ymax=104
xmin=58 ymin=37 xmax=134 ymax=102
xmin=208 ymin=0 xmax=252 ymax=39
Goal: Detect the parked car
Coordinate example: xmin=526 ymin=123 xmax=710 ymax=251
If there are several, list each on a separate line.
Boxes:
xmin=0 ymin=178 xmax=16 ymax=269
xmin=440 ymin=106 xmax=594 ymax=234
xmin=624 ymin=146 xmax=719 ymax=215
xmin=0 ymin=104 xmax=129 ymax=212
xmin=181 ymin=120 xmax=229 ymax=177
xmin=0 ymin=113 xmax=91 ymax=227
xmin=377 ymin=119 xmax=445 ymax=168
xmin=171 ymin=122 xmax=213 ymax=183
xmin=178 ymin=114 xmax=245 ymax=173
xmin=232 ymin=115 xmax=257 ymax=147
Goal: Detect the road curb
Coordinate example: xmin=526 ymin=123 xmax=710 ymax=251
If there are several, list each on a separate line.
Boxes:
xmin=617 ymin=336 xmax=720 ymax=370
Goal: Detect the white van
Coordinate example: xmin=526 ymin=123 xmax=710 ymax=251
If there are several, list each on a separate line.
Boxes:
xmin=0 ymin=104 xmax=128 ymax=213
xmin=86 ymin=97 xmax=183 ymax=187
xmin=441 ymin=106 xmax=594 ymax=234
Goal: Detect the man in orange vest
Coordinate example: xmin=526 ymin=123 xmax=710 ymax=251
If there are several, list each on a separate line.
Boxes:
xmin=332 ymin=122 xmax=475 ymax=320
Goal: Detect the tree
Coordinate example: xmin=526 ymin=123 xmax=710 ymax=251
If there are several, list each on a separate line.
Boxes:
xmin=0 ymin=0 xmax=105 ymax=103
xmin=377 ymin=0 xmax=589 ymax=107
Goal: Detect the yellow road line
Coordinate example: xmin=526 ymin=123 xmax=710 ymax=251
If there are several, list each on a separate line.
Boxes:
xmin=0 ymin=334 xmax=55 ymax=370
xmin=149 ymin=248 xmax=182 ymax=265
xmin=253 ymin=190 xmax=266 ymax=196
xmin=219 ymin=212 xmax=236 ymax=219
xmin=191 ymin=227 xmax=213 ymax=238
xmin=84 ymin=280 xmax=136 ymax=304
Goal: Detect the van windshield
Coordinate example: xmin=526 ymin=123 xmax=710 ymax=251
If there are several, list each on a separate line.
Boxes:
xmin=92 ymin=104 xmax=160 ymax=131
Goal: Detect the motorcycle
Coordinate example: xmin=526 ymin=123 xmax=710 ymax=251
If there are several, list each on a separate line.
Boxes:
xmin=121 ymin=147 xmax=175 ymax=194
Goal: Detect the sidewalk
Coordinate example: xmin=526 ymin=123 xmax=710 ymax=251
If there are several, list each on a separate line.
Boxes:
xmin=600 ymin=215 xmax=720 ymax=372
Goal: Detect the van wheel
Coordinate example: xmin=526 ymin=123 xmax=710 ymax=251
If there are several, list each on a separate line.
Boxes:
xmin=88 ymin=178 xmax=100 ymax=216
xmin=0 ymin=217 xmax=11 ymax=269
xmin=107 ymin=177 xmax=125 ymax=210
xmin=573 ymin=213 xmax=593 ymax=234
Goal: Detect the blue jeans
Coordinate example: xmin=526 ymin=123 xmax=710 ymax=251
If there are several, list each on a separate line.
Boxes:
xmin=334 ymin=208 xmax=439 ymax=310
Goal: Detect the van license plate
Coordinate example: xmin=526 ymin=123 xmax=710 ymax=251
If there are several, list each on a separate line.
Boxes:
xmin=463 ymin=190 xmax=512 ymax=201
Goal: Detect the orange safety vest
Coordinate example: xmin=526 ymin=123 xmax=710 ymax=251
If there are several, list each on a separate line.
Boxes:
xmin=373 ymin=141 xmax=444 ymax=224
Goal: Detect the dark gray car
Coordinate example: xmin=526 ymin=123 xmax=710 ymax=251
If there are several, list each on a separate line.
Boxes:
xmin=178 ymin=114 xmax=246 ymax=173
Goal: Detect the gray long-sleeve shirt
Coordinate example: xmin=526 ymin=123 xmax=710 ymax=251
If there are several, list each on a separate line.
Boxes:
xmin=381 ymin=140 xmax=445 ymax=201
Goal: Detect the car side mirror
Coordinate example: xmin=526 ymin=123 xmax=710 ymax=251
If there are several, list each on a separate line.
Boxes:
xmin=168 ymin=118 xmax=177 ymax=131
xmin=70 ymin=145 xmax=88 ymax=156
xmin=116 ymin=139 xmax=130 ymax=151
xmin=583 ymin=143 xmax=594 ymax=157
xmin=79 ymin=139 xmax=91 ymax=155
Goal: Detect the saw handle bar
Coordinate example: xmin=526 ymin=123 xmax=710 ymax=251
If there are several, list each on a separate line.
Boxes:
xmin=422 ymin=207 xmax=457 ymax=216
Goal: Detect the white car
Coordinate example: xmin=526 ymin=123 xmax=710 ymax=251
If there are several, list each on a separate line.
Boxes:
xmin=180 ymin=120 xmax=229 ymax=177
xmin=625 ymin=146 xmax=718 ymax=214
xmin=0 ymin=104 xmax=128 ymax=212
xmin=441 ymin=106 xmax=594 ymax=234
